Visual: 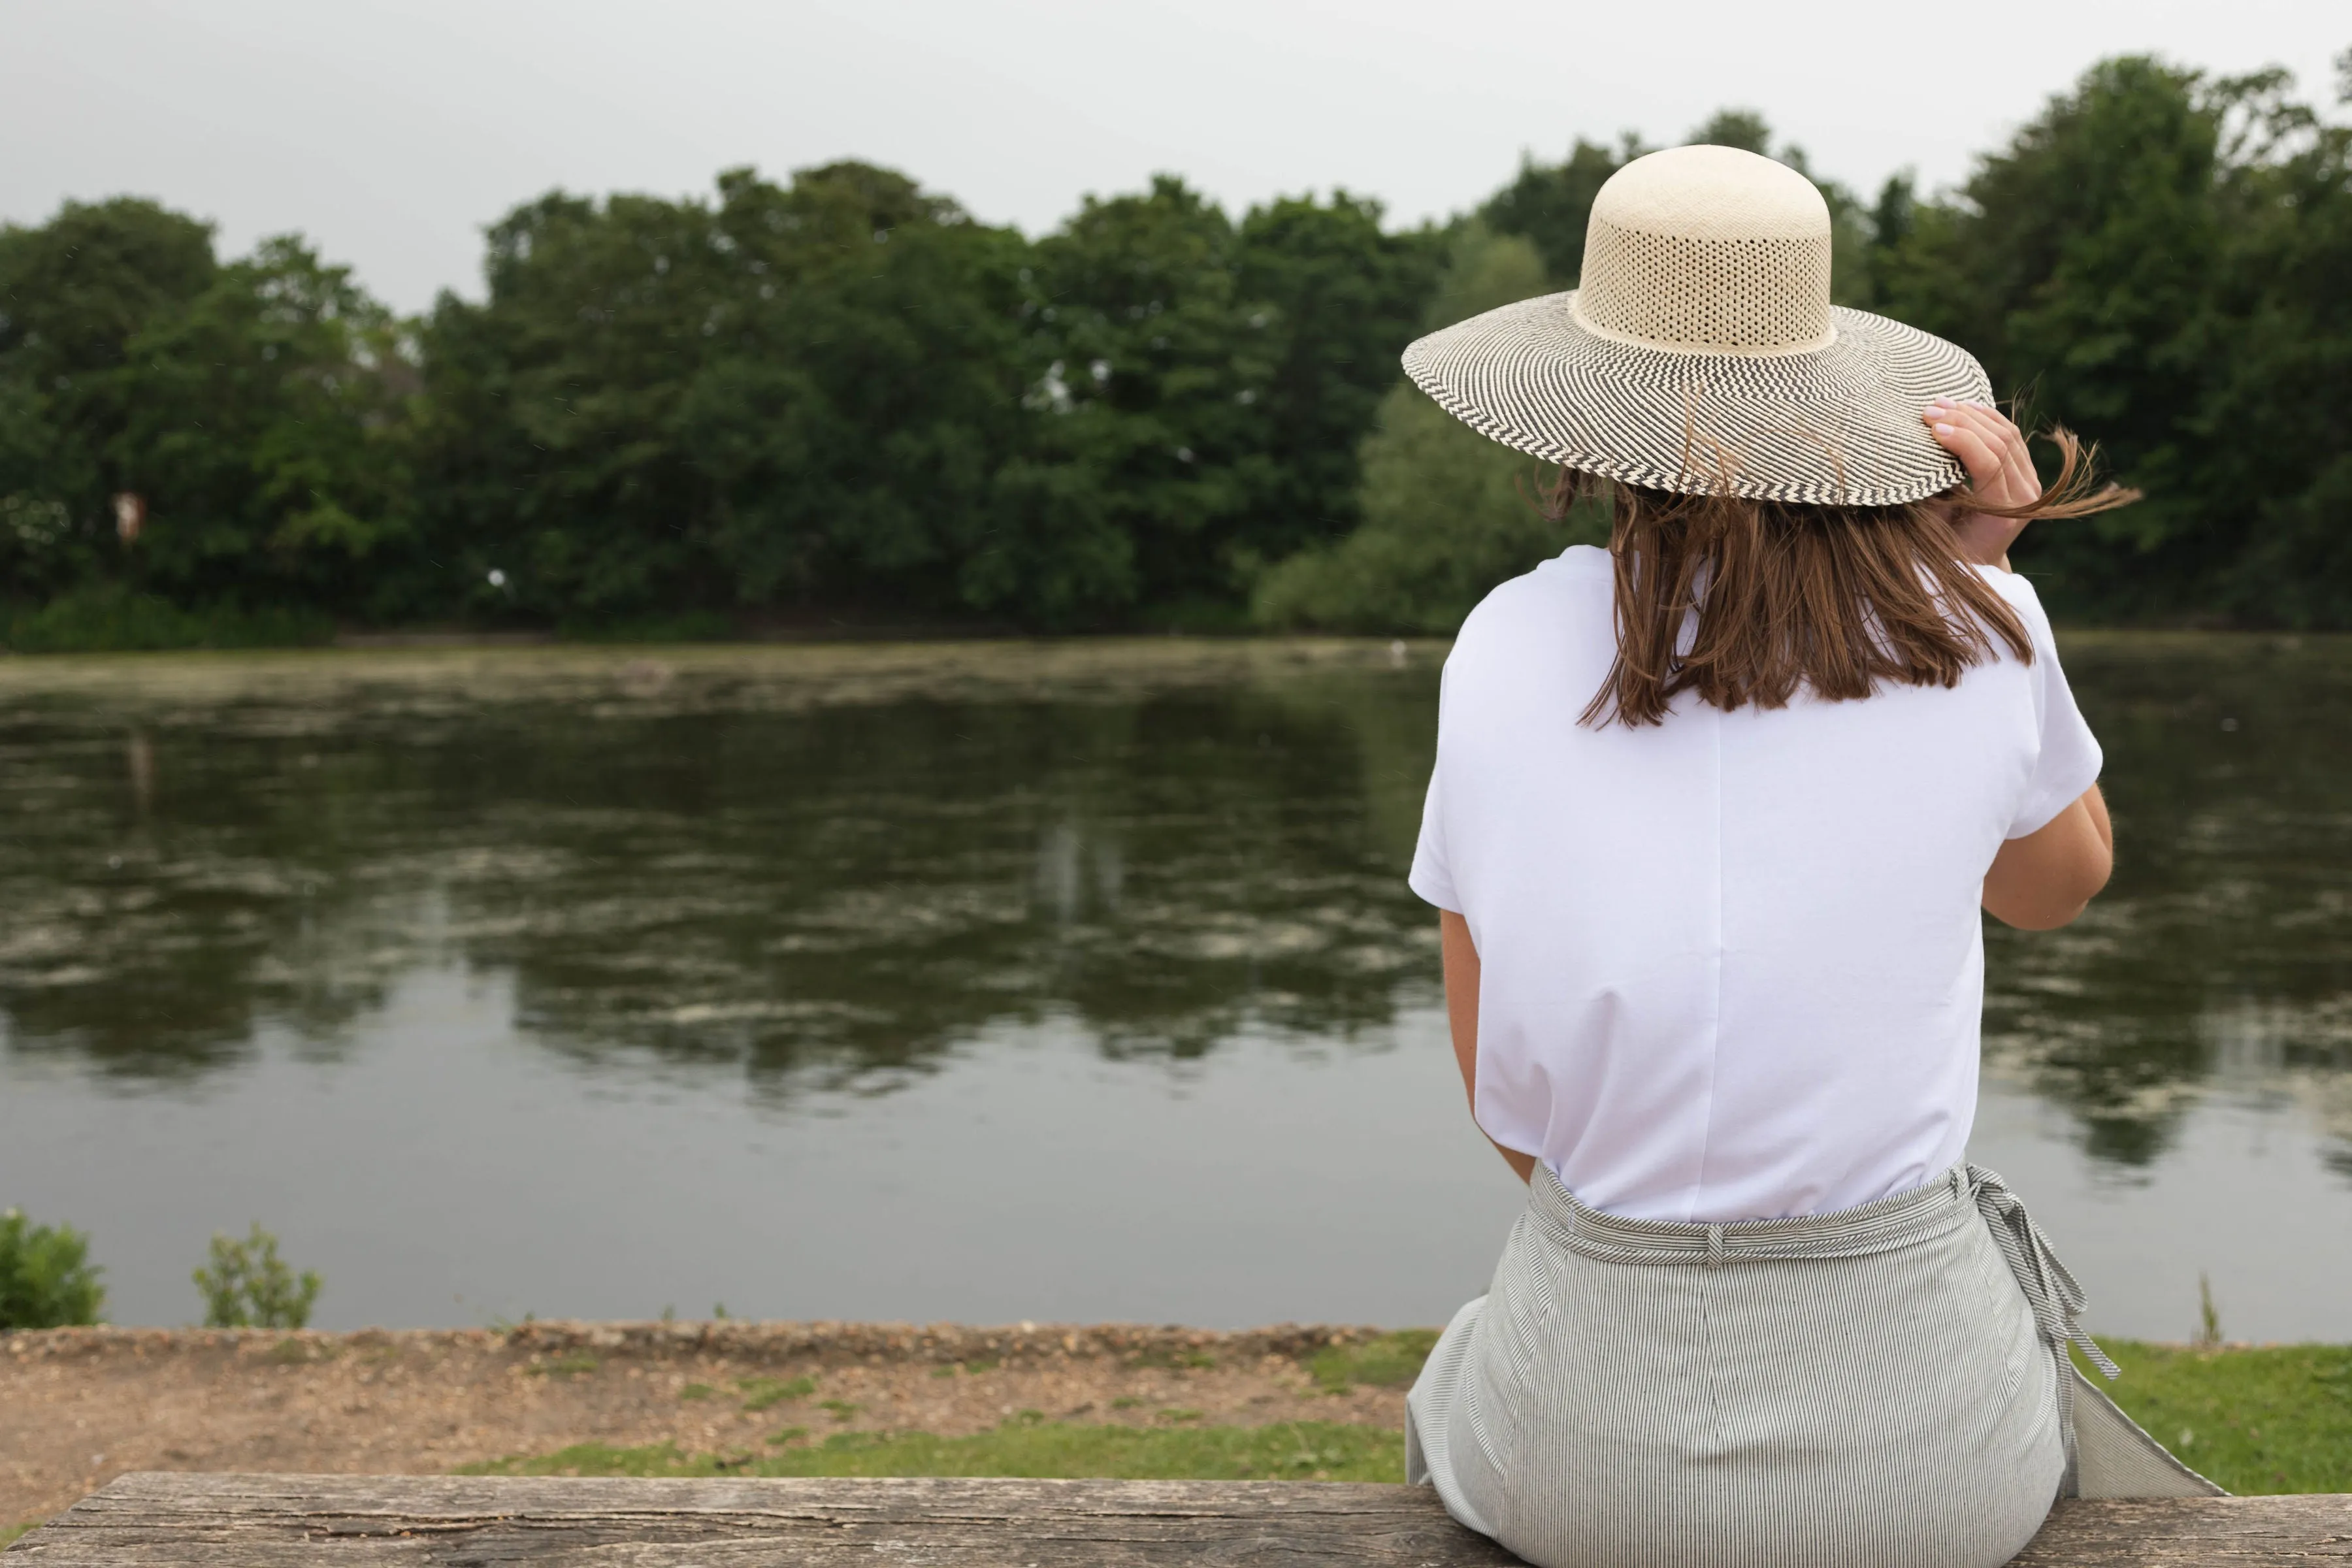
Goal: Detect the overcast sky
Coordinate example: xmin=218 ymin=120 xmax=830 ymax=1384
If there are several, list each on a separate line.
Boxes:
xmin=4 ymin=0 xmax=2344 ymax=314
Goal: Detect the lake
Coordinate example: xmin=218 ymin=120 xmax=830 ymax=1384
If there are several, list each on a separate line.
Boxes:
xmin=1 ymin=636 xmax=2347 ymax=1341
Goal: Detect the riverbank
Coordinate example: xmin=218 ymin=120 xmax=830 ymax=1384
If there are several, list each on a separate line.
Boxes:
xmin=0 ymin=1320 xmax=1425 ymax=1534
xmin=5 ymin=1321 xmax=2347 ymax=1543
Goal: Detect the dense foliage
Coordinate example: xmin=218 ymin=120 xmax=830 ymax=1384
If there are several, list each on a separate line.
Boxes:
xmin=1877 ymin=57 xmax=2352 ymax=625
xmin=0 ymin=1207 xmax=105 ymax=1328
xmin=412 ymin=163 xmax=1441 ymax=632
xmin=1 ymin=53 xmax=2345 ymax=642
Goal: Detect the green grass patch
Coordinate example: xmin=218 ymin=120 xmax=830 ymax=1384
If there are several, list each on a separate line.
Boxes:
xmin=1 ymin=1520 xmax=38 ymax=1549
xmin=555 ymin=610 xmax=736 ymax=644
xmin=678 ymin=1382 xmax=715 ymax=1401
xmin=766 ymin=1426 xmax=809 ymax=1446
xmin=461 ymin=1418 xmax=1403 ymax=1482
xmin=1306 ymin=1330 xmax=1439 ymax=1393
xmin=817 ymin=1399 xmax=863 ymax=1422
xmin=737 ymin=1374 xmax=817 ymax=1413
xmin=527 ymin=1352 xmax=599 ymax=1379
xmin=2084 ymin=1339 xmax=2352 ymax=1495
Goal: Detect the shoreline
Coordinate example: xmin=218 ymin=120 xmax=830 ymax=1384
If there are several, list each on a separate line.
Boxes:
xmin=1 ymin=1320 xmax=1420 ymax=1530
xmin=3 ymin=1320 xmax=2340 ymax=1534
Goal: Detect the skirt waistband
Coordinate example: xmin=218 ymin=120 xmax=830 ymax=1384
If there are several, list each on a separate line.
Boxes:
xmin=1533 ymin=1162 xmax=1974 ymax=1266
xmin=1533 ymin=1162 xmax=2119 ymax=1380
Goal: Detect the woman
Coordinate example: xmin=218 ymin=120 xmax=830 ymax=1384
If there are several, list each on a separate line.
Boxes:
xmin=1399 ymin=146 xmax=2218 ymax=1568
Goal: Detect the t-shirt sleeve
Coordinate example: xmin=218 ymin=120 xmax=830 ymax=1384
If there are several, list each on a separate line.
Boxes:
xmin=1408 ymin=756 xmax=1460 ymax=911
xmin=1408 ymin=659 xmax=1462 ymax=911
xmin=2006 ymin=579 xmax=2103 ymax=839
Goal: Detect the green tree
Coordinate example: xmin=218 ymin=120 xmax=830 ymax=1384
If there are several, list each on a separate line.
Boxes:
xmin=2181 ymin=68 xmax=2352 ymax=625
xmin=1253 ymin=225 xmax=1603 ymax=631
xmin=417 ymin=163 xmax=1042 ymax=626
xmin=0 ymin=201 xmax=415 ymax=629
xmin=110 ymin=236 xmax=416 ymax=617
xmin=0 ymin=1208 xmax=105 ymax=1328
xmin=1011 ymin=178 xmax=1443 ymax=623
xmin=1875 ymin=56 xmax=2352 ymax=623
xmin=0 ymin=199 xmax=217 ymax=597
xmin=1230 ymin=192 xmax=1449 ymax=581
xmin=976 ymin=174 xmax=1248 ymax=623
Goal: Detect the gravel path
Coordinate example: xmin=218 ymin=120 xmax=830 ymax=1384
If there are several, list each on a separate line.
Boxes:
xmin=1 ymin=1320 xmax=1412 ymax=1527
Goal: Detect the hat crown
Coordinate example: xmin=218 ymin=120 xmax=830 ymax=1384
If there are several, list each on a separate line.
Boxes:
xmin=1575 ymin=144 xmax=1835 ymax=355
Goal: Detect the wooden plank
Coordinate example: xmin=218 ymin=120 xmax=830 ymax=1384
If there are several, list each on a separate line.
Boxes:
xmin=3 ymin=1473 xmax=1524 ymax=1565
xmin=2010 ymin=1495 xmax=2352 ymax=1566
xmin=6 ymin=1473 xmax=2347 ymax=1565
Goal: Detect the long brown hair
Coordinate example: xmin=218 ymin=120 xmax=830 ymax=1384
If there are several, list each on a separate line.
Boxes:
xmin=1544 ymin=427 xmax=2138 ymax=728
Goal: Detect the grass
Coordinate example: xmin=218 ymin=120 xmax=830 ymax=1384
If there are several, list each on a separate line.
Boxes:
xmin=455 ymin=1337 xmax=2349 ymax=1497
xmin=737 ymin=1375 xmax=817 ymax=1413
xmin=1 ymin=1521 xmax=35 ymax=1550
xmin=461 ymin=1418 xmax=1403 ymax=1483
xmin=1307 ymin=1330 xmax=1440 ymax=1393
xmin=2083 ymin=1339 xmax=2352 ymax=1495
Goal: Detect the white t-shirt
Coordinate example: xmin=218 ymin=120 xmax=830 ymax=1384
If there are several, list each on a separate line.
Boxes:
xmin=1411 ymin=544 xmax=2101 ymax=1223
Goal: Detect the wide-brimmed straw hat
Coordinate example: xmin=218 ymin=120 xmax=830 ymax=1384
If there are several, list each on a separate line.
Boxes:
xmin=1402 ymin=144 xmax=1990 ymax=506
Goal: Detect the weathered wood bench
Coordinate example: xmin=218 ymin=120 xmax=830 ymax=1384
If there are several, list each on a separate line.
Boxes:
xmin=7 ymin=1473 xmax=2347 ymax=1564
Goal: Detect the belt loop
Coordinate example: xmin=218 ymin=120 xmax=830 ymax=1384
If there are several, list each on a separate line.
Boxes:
xmin=1705 ymin=1224 xmax=1725 ymax=1268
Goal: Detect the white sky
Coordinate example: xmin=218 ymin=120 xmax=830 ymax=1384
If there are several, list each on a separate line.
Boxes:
xmin=3 ymin=0 xmax=2344 ymax=314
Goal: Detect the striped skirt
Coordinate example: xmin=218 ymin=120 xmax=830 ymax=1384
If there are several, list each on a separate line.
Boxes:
xmin=1407 ymin=1164 xmax=2219 ymax=1568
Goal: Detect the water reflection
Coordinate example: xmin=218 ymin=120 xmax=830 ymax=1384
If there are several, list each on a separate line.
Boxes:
xmin=1980 ymin=634 xmax=2352 ymax=1173
xmin=0 ymin=645 xmax=1439 ymax=1092
xmin=1 ymin=636 xmax=2347 ymax=1180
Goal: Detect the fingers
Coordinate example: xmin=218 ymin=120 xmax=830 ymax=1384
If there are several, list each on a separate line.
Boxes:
xmin=1921 ymin=399 xmax=2039 ymax=508
xmin=1924 ymin=410 xmax=2006 ymax=490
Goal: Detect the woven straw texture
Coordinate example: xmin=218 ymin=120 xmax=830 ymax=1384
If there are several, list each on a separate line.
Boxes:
xmin=1403 ymin=295 xmax=1986 ymax=506
xmin=1401 ymin=145 xmax=1989 ymax=506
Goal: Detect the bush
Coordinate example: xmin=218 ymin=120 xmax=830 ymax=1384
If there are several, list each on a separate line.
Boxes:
xmin=0 ymin=584 xmax=333 ymax=653
xmin=193 ymin=1224 xmax=322 ymax=1328
xmin=0 ymin=1208 xmax=105 ymax=1328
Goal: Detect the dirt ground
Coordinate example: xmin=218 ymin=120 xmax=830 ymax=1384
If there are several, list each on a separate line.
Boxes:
xmin=0 ymin=1320 xmax=1411 ymax=1529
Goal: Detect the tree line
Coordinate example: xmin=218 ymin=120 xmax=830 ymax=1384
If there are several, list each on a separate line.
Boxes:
xmin=2 ymin=53 xmax=2346 ymax=646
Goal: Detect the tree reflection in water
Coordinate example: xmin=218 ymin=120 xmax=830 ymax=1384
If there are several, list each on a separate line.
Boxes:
xmin=0 ymin=637 xmax=2345 ymax=1177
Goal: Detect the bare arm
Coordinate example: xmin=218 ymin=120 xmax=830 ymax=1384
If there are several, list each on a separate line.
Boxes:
xmin=1439 ymin=909 xmax=1537 ymax=1185
xmin=1984 ymin=783 xmax=2112 ymax=929
xmin=1921 ymin=402 xmax=2115 ymax=930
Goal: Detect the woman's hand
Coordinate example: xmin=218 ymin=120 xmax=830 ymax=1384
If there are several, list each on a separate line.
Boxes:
xmin=1923 ymin=399 xmax=2038 ymax=570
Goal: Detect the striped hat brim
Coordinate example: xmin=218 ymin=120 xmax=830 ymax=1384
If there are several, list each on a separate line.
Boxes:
xmin=1400 ymin=292 xmax=1991 ymax=508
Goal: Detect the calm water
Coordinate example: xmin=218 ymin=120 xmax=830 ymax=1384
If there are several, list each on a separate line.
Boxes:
xmin=1 ymin=637 xmax=2347 ymax=1340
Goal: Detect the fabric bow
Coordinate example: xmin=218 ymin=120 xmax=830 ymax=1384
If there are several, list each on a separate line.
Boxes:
xmin=1968 ymin=1164 xmax=2119 ymax=1379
